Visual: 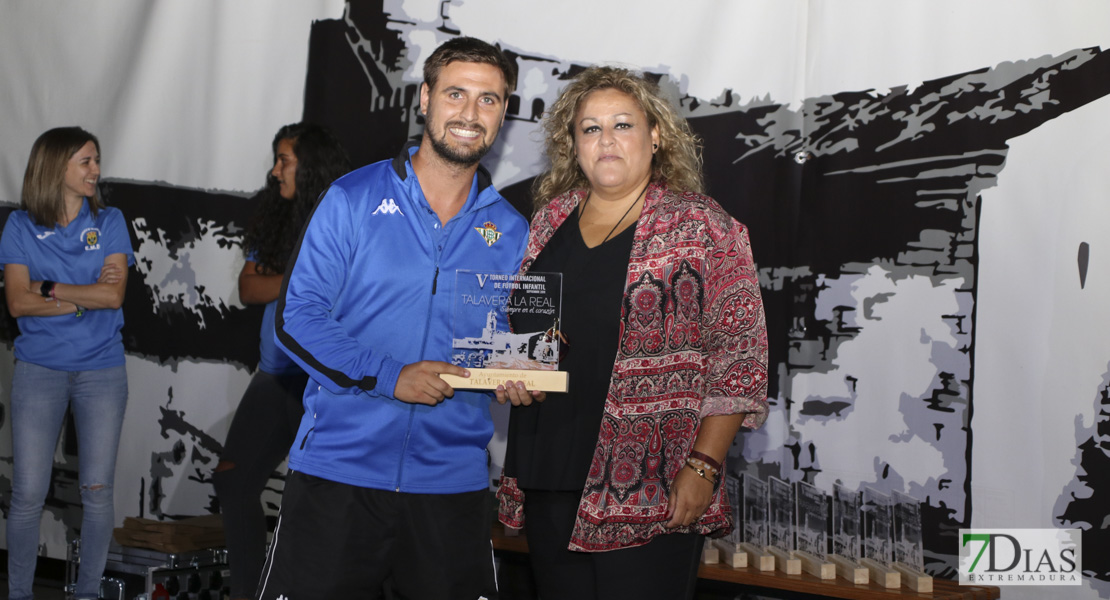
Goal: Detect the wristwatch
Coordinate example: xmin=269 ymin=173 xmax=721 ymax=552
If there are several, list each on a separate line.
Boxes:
xmin=40 ymin=280 xmax=55 ymax=298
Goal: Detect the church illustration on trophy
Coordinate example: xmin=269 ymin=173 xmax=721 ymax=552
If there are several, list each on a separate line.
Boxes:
xmin=451 ymin=308 xmax=560 ymax=371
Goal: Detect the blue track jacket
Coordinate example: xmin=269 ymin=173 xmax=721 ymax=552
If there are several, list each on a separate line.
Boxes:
xmin=275 ymin=143 xmax=528 ymax=493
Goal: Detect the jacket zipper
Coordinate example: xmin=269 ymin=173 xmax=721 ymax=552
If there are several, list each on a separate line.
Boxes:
xmin=394 ymin=219 xmax=447 ymax=491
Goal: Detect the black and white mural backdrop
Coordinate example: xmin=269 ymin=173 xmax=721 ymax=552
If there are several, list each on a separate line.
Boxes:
xmin=1 ymin=2 xmax=1108 ymax=597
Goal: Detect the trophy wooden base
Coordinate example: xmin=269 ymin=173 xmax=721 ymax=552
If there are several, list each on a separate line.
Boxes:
xmin=892 ymin=561 xmax=933 ymax=592
xmin=792 ymin=550 xmax=835 ymax=579
xmin=440 ymin=369 xmax=569 ymax=393
xmin=739 ymin=542 xmax=775 ymax=571
xmin=700 ymin=539 xmax=720 ymax=564
xmin=826 ymin=554 xmax=869 ymax=584
xmin=712 ymin=540 xmax=749 ymax=568
xmin=860 ymin=557 xmax=901 ymax=588
xmin=765 ymin=546 xmax=802 ymax=575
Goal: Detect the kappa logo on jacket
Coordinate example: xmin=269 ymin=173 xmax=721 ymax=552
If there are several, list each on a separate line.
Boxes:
xmin=372 ymin=198 xmax=405 ymax=216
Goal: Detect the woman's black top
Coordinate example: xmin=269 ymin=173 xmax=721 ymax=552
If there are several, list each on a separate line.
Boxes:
xmin=504 ymin=208 xmax=636 ymax=491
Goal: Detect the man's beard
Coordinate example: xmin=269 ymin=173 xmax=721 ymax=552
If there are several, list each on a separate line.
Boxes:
xmin=427 ymin=118 xmax=493 ymax=166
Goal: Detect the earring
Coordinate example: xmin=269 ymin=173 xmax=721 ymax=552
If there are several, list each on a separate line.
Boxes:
xmin=652 ymin=143 xmax=658 ymax=152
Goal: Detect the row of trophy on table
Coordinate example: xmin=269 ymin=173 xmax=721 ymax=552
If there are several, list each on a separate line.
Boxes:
xmin=706 ymin=475 xmax=933 ymax=592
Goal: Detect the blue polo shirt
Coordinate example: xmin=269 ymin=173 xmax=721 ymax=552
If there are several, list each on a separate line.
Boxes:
xmin=0 ymin=199 xmax=135 ymax=371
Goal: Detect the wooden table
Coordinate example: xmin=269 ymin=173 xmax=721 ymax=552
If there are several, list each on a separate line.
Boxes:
xmin=696 ymin=561 xmax=999 ymax=600
xmin=491 ymin=524 xmax=1000 ymax=600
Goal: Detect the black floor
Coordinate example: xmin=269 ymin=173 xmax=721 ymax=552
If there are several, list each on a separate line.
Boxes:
xmin=0 ymin=552 xmax=750 ymax=600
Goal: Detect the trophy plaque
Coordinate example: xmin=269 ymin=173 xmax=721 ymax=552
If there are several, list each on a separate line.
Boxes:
xmin=860 ymin=486 xmax=900 ymax=588
xmin=723 ymin=474 xmax=743 ymax=550
xmin=742 ymin=474 xmax=769 ymax=549
xmin=891 ymin=490 xmax=932 ymax=592
xmin=862 ymin=486 xmax=893 ymax=563
xmin=832 ymin=483 xmax=862 ymax=560
xmin=891 ymin=490 xmax=924 ymax=569
xmin=713 ymin=473 xmax=748 ymax=567
xmin=794 ymin=481 xmax=828 ymax=558
xmin=766 ymin=477 xmax=801 ymax=574
xmin=828 ymin=483 xmax=868 ymax=583
xmin=793 ymin=481 xmax=834 ymax=578
xmin=440 ymin=270 xmax=569 ymax=392
xmin=739 ymin=475 xmax=775 ymax=570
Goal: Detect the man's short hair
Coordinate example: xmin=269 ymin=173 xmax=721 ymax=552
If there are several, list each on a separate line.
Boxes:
xmin=423 ymin=36 xmax=518 ymax=99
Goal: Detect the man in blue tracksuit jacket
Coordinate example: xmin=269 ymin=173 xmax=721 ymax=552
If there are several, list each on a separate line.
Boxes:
xmin=258 ymin=38 xmax=539 ymax=600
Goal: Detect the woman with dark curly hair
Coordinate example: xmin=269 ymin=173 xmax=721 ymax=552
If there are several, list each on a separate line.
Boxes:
xmin=498 ymin=67 xmax=769 ymax=599
xmin=213 ymin=122 xmax=349 ymax=600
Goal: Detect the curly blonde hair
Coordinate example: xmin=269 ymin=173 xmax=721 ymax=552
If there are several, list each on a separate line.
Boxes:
xmin=533 ymin=66 xmax=704 ymax=210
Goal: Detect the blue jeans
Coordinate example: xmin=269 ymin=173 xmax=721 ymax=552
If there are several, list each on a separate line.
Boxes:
xmin=6 ymin=361 xmax=128 ymax=600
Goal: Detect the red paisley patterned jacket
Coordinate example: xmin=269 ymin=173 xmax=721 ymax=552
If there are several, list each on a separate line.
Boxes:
xmin=497 ymin=182 xmax=769 ymax=552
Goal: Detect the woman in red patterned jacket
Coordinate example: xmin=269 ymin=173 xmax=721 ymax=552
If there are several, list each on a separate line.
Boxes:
xmin=497 ymin=66 xmax=770 ymax=599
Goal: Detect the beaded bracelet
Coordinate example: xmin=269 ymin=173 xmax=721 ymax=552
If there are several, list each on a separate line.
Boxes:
xmin=686 ymin=456 xmax=719 ymax=477
xmin=685 ymin=458 xmax=718 ymax=483
xmin=688 ymin=450 xmax=722 ymax=472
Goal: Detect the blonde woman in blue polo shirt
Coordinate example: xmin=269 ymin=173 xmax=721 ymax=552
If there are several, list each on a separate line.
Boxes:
xmin=0 ymin=127 xmax=134 ymax=600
